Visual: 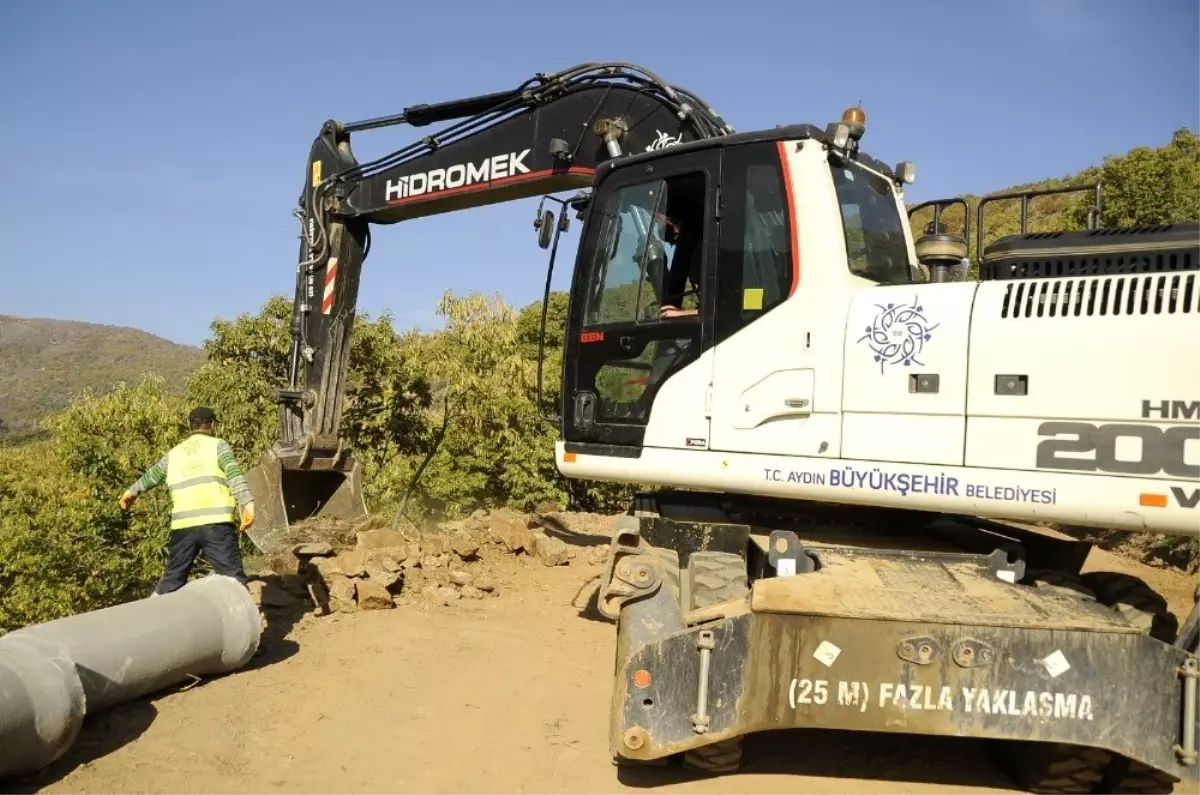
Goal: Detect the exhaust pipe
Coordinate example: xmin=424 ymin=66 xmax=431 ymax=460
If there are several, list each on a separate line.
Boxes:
xmin=244 ymin=448 xmax=368 ymax=555
xmin=0 ymin=575 xmax=261 ymax=779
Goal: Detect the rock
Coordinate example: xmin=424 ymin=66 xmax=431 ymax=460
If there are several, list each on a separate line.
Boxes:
xmin=460 ymin=585 xmax=485 ymax=600
xmin=360 ymin=546 xmax=407 ymax=565
xmin=490 ymin=511 xmax=537 ymax=554
xmin=587 ymin=545 xmax=609 ymax=566
xmin=421 ymin=554 xmax=445 ymax=570
xmin=406 ymin=543 xmax=423 ymax=559
xmin=426 ymin=537 xmax=450 ymax=556
xmin=402 ymin=555 xmax=422 ymax=570
xmin=449 ymin=570 xmax=473 ymax=587
xmin=314 ymin=557 xmax=345 ymax=578
xmin=261 ymin=582 xmax=300 ymax=608
xmin=335 ymin=551 xmax=368 ymax=578
xmin=356 ymin=579 xmax=395 ymax=610
xmin=247 ymin=580 xmax=265 ymax=606
xmin=375 ymin=555 xmax=403 ymax=574
xmin=533 ymin=533 xmax=570 ymax=567
xmin=326 ymin=573 xmax=357 ymax=604
xmin=404 ymin=567 xmax=426 ymax=593
xmin=265 ymin=552 xmax=304 ymax=577
xmin=353 ymin=514 xmax=389 ymax=532
xmin=436 ymin=519 xmax=467 ymax=534
xmin=306 ymin=578 xmax=331 ymax=615
xmin=567 ymin=547 xmax=579 ymax=560
xmin=451 ymin=535 xmax=480 ymax=560
xmin=356 ymin=528 xmax=410 ymax=551
xmin=332 ymin=598 xmax=357 ymax=613
xmin=473 ymin=576 xmax=497 ymax=593
xmin=365 ymin=561 xmax=400 ymax=590
xmin=422 ymin=583 xmax=441 ymax=597
xmin=436 ymin=586 xmax=461 ymax=605
xmin=292 ymin=542 xmax=334 ymax=557
xmin=279 ymin=574 xmax=310 ymax=597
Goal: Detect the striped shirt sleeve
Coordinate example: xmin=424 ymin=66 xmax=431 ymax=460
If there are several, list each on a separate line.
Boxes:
xmin=127 ymin=453 xmax=170 ymax=496
xmin=216 ymin=439 xmax=254 ymax=512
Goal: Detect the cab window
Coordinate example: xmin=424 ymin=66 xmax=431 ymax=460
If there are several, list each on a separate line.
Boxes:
xmin=715 ymin=142 xmax=795 ymax=343
xmin=830 ymin=162 xmax=913 ymax=285
xmin=583 ymin=173 xmax=705 ymax=327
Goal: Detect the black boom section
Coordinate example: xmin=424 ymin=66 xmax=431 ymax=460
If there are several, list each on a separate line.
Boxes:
xmin=981 ymin=222 xmax=1200 ymax=282
xmin=346 ymin=85 xmax=711 ymax=223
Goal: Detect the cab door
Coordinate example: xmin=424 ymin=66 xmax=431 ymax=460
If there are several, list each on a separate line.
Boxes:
xmin=561 ymin=149 xmax=721 ymax=455
xmin=707 ymin=141 xmax=831 ymax=456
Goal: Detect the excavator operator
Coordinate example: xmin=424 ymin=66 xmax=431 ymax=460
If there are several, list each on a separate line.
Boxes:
xmin=658 ymin=179 xmax=704 ymax=319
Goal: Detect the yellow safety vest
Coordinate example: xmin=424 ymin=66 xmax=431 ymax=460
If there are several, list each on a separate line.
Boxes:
xmin=166 ymin=434 xmax=237 ymax=530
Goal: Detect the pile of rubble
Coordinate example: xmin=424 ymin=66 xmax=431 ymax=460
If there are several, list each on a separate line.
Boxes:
xmin=254 ymin=508 xmax=605 ymax=614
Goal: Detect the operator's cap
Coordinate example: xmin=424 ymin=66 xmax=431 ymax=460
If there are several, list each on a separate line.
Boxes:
xmin=188 ymin=406 xmax=218 ymax=426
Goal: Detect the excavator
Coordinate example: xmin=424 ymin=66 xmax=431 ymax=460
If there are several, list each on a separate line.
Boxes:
xmin=245 ymin=62 xmax=1200 ymax=793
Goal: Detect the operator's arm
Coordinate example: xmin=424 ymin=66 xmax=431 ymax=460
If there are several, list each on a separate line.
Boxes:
xmin=216 ymin=440 xmax=254 ymax=515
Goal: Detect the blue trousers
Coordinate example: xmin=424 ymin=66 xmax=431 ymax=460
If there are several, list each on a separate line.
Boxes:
xmin=156 ymin=522 xmax=249 ymax=594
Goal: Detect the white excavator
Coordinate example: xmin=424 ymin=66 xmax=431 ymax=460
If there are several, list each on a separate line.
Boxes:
xmin=246 ymin=63 xmax=1200 ymax=794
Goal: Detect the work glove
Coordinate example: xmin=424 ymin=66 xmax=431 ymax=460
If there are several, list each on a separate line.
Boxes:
xmin=240 ymin=502 xmax=256 ymax=531
xmin=119 ymin=491 xmax=137 ymax=511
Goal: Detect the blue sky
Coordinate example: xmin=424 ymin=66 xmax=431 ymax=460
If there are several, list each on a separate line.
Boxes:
xmin=1 ymin=0 xmax=1196 ymax=346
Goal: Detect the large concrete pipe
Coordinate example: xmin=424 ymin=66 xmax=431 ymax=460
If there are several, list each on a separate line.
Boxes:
xmin=0 ymin=574 xmax=261 ymax=778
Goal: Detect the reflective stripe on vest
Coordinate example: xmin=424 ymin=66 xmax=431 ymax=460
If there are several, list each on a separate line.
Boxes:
xmin=166 ymin=434 xmax=237 ymax=529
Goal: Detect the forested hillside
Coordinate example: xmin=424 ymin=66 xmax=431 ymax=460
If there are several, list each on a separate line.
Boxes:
xmin=0 ymin=128 xmax=1195 ymax=631
xmin=0 ymin=315 xmax=204 ymax=441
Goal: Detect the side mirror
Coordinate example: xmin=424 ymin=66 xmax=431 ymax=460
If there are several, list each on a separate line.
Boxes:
xmin=535 ymin=209 xmax=555 ymax=250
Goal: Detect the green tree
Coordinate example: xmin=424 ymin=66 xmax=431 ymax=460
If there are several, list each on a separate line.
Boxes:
xmin=399 ymin=291 xmax=544 ymax=517
xmin=184 ymin=296 xmax=295 ymax=463
xmin=394 ymin=290 xmax=636 ymax=519
xmin=1069 ymin=128 xmax=1200 ymax=227
xmin=183 ymin=297 xmax=435 ymax=512
xmin=0 ymin=377 xmax=184 ymax=629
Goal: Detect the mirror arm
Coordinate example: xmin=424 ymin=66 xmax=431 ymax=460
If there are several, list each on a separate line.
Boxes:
xmin=535 ymin=195 xmax=572 ymax=426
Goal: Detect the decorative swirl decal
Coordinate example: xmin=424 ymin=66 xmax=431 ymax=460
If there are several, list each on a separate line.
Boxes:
xmin=857 ymin=297 xmax=940 ymax=373
xmin=644 ymin=130 xmax=683 ymax=152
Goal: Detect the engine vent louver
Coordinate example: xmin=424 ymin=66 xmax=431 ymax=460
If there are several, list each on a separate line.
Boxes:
xmin=980 ymin=222 xmax=1199 ymax=282
xmin=1000 ymin=273 xmax=1198 ymax=319
xmin=984 ymin=250 xmax=1195 ymax=281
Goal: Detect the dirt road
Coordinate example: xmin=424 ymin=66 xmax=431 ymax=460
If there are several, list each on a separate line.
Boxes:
xmin=16 ymin=518 xmax=1196 ymax=795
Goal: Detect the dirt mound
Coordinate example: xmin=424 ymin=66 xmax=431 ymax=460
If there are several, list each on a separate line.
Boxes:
xmin=260 ymin=513 xmax=387 ymax=556
xmin=1050 ymin=523 xmax=1199 ymax=575
xmin=247 ymin=509 xmax=619 ymax=615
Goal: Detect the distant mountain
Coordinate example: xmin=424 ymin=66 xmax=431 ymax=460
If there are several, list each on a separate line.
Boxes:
xmin=0 ymin=315 xmax=204 ymax=439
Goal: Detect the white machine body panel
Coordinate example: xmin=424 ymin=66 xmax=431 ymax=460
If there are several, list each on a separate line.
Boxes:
xmin=558 ymin=136 xmax=1200 ymax=538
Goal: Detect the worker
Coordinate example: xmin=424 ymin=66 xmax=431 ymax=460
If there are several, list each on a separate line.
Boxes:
xmin=658 ymin=181 xmax=704 ymax=318
xmin=119 ymin=406 xmax=256 ymax=595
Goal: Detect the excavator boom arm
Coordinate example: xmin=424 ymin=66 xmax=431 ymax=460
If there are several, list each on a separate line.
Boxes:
xmin=249 ymin=63 xmax=731 ymax=549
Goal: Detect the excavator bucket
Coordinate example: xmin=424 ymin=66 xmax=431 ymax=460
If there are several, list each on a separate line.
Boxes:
xmin=244 ymin=450 xmax=367 ymax=555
